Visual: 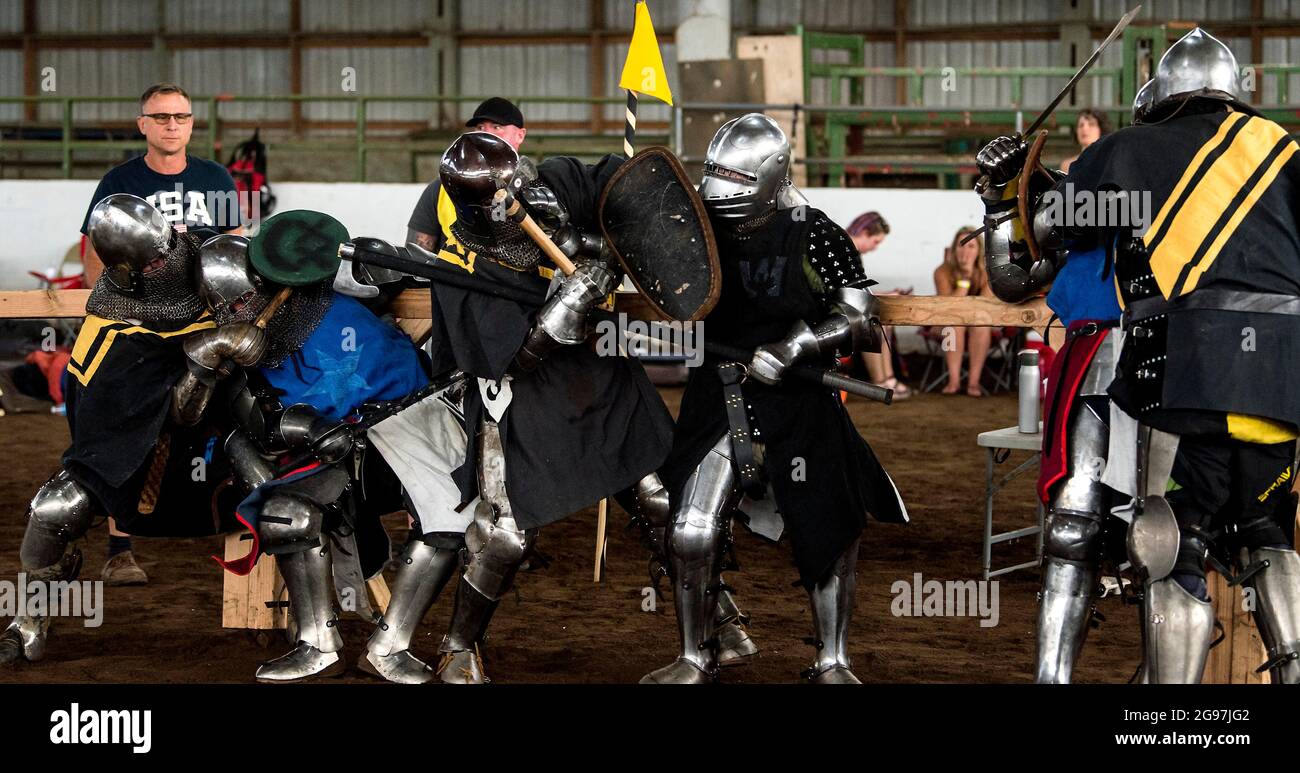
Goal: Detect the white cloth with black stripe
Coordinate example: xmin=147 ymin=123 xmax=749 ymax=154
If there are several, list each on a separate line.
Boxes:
xmin=368 ymin=386 xmax=479 ymax=534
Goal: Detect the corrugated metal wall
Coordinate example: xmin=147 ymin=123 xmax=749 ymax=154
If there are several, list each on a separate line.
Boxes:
xmin=300 ymin=0 xmax=428 ymax=31
xmin=2 ymin=0 xmax=1300 ymax=128
xmin=167 ymin=0 xmax=290 ymax=32
xmin=458 ymin=45 xmax=592 ymax=124
xmin=35 ymin=49 xmax=156 ymax=123
xmin=460 ymin=0 xmax=590 ymax=31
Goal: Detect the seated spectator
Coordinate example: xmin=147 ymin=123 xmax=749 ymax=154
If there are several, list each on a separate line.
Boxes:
xmin=846 ymin=211 xmax=911 ymax=399
xmin=1060 ymin=108 xmax=1112 ymax=173
xmin=933 ymin=226 xmax=994 ymax=397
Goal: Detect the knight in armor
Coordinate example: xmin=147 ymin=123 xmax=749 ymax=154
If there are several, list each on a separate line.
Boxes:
xmin=641 ymin=114 xmax=909 ymax=684
xmin=977 ymin=28 xmax=1300 ymax=683
xmin=195 ymin=211 xmax=429 ymax=682
xmin=0 ymin=194 xmax=262 ymax=666
xmin=402 ymin=131 xmax=679 ymax=684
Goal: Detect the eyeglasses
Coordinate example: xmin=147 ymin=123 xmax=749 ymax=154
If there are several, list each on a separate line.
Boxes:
xmin=140 ymin=112 xmax=193 ymax=125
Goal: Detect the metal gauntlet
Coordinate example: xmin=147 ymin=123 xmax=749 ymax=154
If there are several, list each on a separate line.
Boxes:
xmin=171 ymin=323 xmax=267 ymax=426
xmin=977 ymin=161 xmax=1066 ymax=304
xmin=515 ymin=258 xmax=618 ymax=371
xmin=749 ymin=287 xmax=878 ymax=384
xmin=183 ymin=322 xmax=269 ymax=377
xmin=271 ymin=404 xmax=355 ymax=464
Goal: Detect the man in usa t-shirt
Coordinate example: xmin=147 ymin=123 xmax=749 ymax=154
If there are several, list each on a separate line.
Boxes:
xmin=77 ymin=82 xmax=244 ymax=586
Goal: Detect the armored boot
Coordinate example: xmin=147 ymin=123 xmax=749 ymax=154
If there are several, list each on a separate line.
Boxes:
xmin=438 ymin=420 xmax=537 ymax=684
xmin=436 ymin=506 xmax=534 ymax=684
xmin=716 ymin=587 xmax=758 ymax=665
xmin=1243 ymin=547 xmax=1300 ymax=683
xmin=1143 ymin=576 xmax=1215 ymax=684
xmin=436 ymin=579 xmax=496 ymax=685
xmin=640 ymin=437 xmax=739 ymax=684
xmin=0 ymin=551 xmax=83 ymax=666
xmin=1 ymin=470 xmax=96 ymax=666
xmin=639 ymin=513 xmax=726 ymax=684
xmin=804 ymin=536 xmax=861 ymax=684
xmin=1035 ymin=398 xmax=1109 ymax=683
xmin=1034 ymin=557 xmax=1098 ymax=684
xmin=626 ymin=470 xmax=757 ymax=667
xmin=360 ymin=540 xmax=459 ymax=684
xmin=256 ymin=542 xmax=345 ymax=682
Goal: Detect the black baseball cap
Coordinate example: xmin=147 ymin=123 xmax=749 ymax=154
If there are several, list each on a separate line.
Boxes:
xmin=466 ymin=97 xmax=524 ymax=129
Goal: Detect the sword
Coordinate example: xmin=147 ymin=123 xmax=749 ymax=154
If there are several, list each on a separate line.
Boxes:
xmin=1023 ymin=5 xmax=1142 ymax=138
xmin=962 ymin=5 xmax=1141 ymax=246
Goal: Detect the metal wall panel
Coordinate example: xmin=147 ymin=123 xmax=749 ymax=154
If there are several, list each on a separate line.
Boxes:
xmin=909 ymin=0 xmax=1060 ymax=26
xmin=0 ymin=50 xmax=21 ymax=122
xmin=906 ymin=39 xmax=1065 ymax=108
xmin=41 ymin=0 xmax=157 ymax=34
xmin=459 ymin=0 xmax=591 ymax=31
xmin=1092 ymin=0 xmax=1254 ymax=21
xmin=171 ymin=48 xmax=292 ymax=122
xmin=1257 ymin=37 xmax=1299 ymax=105
xmin=458 ymin=44 xmax=590 ymax=123
xmin=1262 ymin=0 xmax=1300 ymax=20
xmin=605 ymin=0 xmax=680 ymax=29
xmin=301 ymin=0 xmax=430 ymax=31
xmin=0 ymin=1 xmax=22 ymax=33
xmin=36 ymin=48 xmax=156 ymax=123
xmin=302 ymin=46 xmax=436 ymax=123
xmin=165 ymin=0 xmax=290 ymax=33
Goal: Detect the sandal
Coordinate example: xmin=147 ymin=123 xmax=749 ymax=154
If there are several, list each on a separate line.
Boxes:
xmin=879 ymin=377 xmax=912 ymax=400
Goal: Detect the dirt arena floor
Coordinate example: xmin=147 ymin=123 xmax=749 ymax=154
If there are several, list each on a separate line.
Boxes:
xmin=0 ymin=387 xmax=1143 ymax=684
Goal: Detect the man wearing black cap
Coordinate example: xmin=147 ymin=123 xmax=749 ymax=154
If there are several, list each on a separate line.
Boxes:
xmin=406 ymin=98 xmax=527 ymax=254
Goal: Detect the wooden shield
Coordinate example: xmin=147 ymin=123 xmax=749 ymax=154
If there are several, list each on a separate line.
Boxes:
xmin=598 ymin=147 xmax=721 ymax=322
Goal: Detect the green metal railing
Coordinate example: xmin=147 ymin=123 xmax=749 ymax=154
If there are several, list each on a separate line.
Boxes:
xmin=0 ymin=94 xmax=651 ymax=180
xmin=4 ymin=57 xmax=1300 ymax=185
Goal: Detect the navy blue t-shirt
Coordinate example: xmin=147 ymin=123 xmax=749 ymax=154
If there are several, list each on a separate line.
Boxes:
xmin=80 ymin=154 xmax=242 ymax=239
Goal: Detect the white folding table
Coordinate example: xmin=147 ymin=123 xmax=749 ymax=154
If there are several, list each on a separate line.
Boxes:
xmin=976 ymin=425 xmax=1045 ymax=580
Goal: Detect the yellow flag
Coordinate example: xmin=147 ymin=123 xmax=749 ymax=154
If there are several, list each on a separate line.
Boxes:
xmin=618 ymin=1 xmax=673 ymax=106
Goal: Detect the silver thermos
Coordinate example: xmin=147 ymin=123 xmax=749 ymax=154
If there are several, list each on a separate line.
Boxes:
xmin=1018 ymin=349 xmax=1040 ymax=434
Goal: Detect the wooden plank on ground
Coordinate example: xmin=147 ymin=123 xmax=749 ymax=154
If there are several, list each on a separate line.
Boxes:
xmin=221 ymin=533 xmax=287 ymax=630
xmin=1202 ymin=569 xmax=1268 ymax=684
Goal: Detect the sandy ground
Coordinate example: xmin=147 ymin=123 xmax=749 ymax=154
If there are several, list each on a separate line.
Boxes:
xmin=0 ymin=387 xmax=1142 ymax=684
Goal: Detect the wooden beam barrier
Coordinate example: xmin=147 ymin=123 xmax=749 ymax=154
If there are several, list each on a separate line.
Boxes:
xmin=391 ymin=291 xmax=1055 ymax=328
xmin=0 ymin=289 xmax=1053 ymax=328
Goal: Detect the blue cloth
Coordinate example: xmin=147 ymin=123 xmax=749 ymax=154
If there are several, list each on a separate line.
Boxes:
xmin=260 ymin=294 xmax=427 ymax=421
xmin=1046 ymin=246 xmax=1122 ymax=326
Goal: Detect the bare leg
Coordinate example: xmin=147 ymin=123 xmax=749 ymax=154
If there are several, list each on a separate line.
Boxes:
xmin=942 ymin=326 xmax=966 ymax=393
xmin=966 ymin=326 xmax=993 ymax=395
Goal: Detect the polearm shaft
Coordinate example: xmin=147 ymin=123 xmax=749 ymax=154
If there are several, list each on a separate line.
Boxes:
xmin=619 ymin=329 xmax=893 ymax=405
xmin=341 ymin=238 xmax=893 ymax=404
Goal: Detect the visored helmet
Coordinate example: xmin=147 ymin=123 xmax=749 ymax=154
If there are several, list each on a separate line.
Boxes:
xmin=86 ymin=193 xmax=174 ymax=294
xmin=196 ymin=233 xmax=261 ymax=317
xmin=439 ymin=131 xmax=520 ymax=241
xmin=698 ymin=113 xmax=792 ymax=222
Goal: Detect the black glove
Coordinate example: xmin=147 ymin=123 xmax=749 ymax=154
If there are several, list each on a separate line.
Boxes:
xmin=976 ymin=135 xmax=1029 ymax=186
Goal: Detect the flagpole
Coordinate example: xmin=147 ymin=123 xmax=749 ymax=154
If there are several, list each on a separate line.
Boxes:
xmin=624 ymin=89 xmax=638 ymax=158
